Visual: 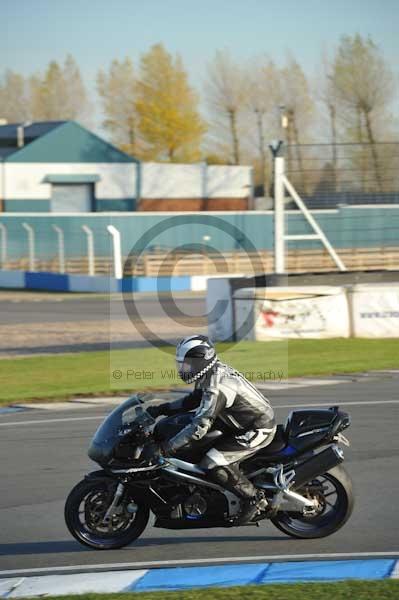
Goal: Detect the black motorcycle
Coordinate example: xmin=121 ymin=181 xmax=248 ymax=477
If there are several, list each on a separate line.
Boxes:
xmin=65 ymin=393 xmax=354 ymax=549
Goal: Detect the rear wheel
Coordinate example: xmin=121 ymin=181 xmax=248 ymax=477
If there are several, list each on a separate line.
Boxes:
xmin=65 ymin=478 xmax=149 ymax=550
xmin=271 ymin=465 xmax=354 ymax=539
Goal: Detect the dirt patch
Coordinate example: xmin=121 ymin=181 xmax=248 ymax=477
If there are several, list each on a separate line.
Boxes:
xmin=0 ymin=318 xmax=207 ymax=357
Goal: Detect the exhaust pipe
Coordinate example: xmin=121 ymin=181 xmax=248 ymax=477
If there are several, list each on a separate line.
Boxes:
xmin=292 ymin=445 xmax=344 ymax=490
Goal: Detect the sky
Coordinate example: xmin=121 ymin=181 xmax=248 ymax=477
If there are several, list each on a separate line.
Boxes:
xmin=1 ymin=0 xmax=398 ymax=130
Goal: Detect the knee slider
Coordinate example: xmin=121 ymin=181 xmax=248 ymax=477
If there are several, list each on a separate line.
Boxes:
xmin=192 ymin=418 xmax=211 ymax=441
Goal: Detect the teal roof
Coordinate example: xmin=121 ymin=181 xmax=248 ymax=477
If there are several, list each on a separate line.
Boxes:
xmin=6 ymin=121 xmax=138 ymax=164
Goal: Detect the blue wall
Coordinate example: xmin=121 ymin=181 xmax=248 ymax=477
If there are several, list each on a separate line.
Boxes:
xmin=1 ymin=208 xmax=398 ymax=262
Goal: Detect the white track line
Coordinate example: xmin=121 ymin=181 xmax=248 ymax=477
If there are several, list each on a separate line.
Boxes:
xmin=1 ymin=552 xmax=398 ymax=577
xmin=1 ymin=398 xmax=399 ymax=427
xmin=277 ymin=399 xmax=399 ymax=409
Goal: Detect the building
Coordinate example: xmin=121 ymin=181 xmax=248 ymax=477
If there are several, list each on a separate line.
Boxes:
xmin=0 ymin=121 xmax=253 ymax=212
xmin=0 ymin=121 xmax=138 ymax=212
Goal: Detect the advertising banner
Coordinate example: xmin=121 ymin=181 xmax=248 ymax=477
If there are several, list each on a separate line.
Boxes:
xmin=350 ymin=284 xmax=399 ymax=337
xmin=234 ymin=287 xmax=350 ymax=340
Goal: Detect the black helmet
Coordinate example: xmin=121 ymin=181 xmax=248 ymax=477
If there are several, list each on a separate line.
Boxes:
xmin=176 ymin=335 xmax=217 ymax=383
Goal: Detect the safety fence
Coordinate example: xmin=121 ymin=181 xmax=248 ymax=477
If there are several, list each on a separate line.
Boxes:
xmin=284 ymin=142 xmax=399 ymax=209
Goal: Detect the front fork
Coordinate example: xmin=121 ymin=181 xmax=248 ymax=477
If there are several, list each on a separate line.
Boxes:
xmin=102 ymin=482 xmax=125 ymax=524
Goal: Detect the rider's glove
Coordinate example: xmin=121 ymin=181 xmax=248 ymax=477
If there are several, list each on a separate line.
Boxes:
xmin=146 ymin=404 xmax=166 ymax=419
xmin=142 ymin=442 xmax=167 ymax=465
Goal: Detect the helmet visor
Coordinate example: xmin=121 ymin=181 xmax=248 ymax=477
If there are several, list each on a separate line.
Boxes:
xmin=176 ymin=357 xmax=198 ymax=381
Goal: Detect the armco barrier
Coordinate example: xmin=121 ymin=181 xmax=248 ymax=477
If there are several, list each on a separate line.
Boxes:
xmin=0 ymin=558 xmax=397 ymax=597
xmin=0 ymin=270 xmax=200 ymax=293
xmin=0 ymin=270 xmax=25 ymax=289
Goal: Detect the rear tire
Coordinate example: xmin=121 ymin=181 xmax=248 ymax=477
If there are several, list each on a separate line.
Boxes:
xmin=271 ymin=465 xmax=354 ymax=539
xmin=65 ymin=478 xmax=149 ymax=550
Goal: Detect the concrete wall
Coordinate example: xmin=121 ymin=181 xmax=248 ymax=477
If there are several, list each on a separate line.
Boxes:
xmin=1 ymin=206 xmax=398 ymax=262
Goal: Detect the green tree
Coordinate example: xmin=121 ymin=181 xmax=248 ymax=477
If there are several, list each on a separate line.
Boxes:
xmin=135 ymin=44 xmax=205 ymax=161
xmin=97 ymin=58 xmax=137 ymax=155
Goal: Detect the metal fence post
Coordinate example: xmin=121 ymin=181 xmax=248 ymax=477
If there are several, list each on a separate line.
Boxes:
xmin=52 ymin=225 xmax=65 ymax=274
xmin=274 ymin=156 xmax=285 ymax=273
xmin=107 ymin=225 xmax=123 ymax=279
xmin=22 ymin=222 xmax=36 ymax=272
xmin=0 ymin=223 xmax=7 ymax=268
xmin=81 ymin=225 xmax=95 ymax=276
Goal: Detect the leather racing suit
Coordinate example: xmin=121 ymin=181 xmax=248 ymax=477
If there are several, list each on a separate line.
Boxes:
xmin=156 ymin=361 xmax=276 ymax=503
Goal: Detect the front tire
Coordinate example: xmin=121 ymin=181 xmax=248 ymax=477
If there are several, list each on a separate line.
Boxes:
xmin=271 ymin=465 xmax=354 ymax=539
xmin=65 ymin=478 xmax=149 ymax=550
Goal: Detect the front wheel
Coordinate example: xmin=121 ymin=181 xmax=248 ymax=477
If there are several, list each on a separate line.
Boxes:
xmin=271 ymin=465 xmax=354 ymax=539
xmin=65 ymin=478 xmax=149 ymax=550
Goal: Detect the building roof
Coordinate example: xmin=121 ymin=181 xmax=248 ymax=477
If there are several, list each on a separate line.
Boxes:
xmin=0 ymin=147 xmax=17 ymax=159
xmin=0 ymin=121 xmax=66 ymax=145
xmin=0 ymin=121 xmax=138 ymax=163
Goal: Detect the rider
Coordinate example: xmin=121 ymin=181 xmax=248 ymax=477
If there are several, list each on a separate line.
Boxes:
xmin=147 ymin=334 xmax=277 ymax=525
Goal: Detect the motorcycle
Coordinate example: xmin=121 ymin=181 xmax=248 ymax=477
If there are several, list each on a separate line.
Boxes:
xmin=65 ymin=393 xmax=353 ymax=549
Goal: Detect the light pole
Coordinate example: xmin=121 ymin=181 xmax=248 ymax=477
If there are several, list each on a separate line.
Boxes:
xmin=17 ymin=121 xmax=32 ymax=148
xmin=202 ymin=234 xmax=211 ymax=254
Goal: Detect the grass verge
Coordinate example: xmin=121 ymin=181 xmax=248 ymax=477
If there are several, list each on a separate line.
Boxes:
xmin=16 ymin=580 xmax=399 ymax=600
xmin=1 ymin=338 xmax=398 ymax=404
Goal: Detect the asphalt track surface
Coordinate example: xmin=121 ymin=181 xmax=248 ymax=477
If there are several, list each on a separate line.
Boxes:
xmin=0 ymin=295 xmax=205 ymax=325
xmin=1 ymin=372 xmax=398 ymax=573
xmin=0 ymin=294 xmax=207 ymax=355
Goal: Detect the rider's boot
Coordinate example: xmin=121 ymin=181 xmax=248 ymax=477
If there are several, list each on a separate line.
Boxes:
xmin=208 ymin=463 xmax=268 ymax=525
xmin=237 ymin=490 xmax=268 ymax=525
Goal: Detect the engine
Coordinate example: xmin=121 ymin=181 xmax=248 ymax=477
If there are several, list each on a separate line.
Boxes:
xmin=183 ymin=491 xmax=208 ymax=519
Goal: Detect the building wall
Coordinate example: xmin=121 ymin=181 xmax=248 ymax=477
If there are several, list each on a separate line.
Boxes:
xmin=140 ymin=163 xmax=252 ymax=199
xmin=139 ymin=198 xmax=249 ymax=211
xmin=1 ymin=163 xmax=136 ymax=212
xmin=0 ymin=161 xmax=253 ymax=212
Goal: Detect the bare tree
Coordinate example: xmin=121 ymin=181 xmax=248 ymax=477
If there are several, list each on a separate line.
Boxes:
xmin=279 ymin=57 xmax=314 ymax=192
xmin=316 ymin=52 xmax=339 ymax=190
xmin=246 ymin=59 xmax=280 ymax=195
xmin=205 ymin=50 xmax=247 ymax=164
xmin=0 ymin=70 xmax=31 ymax=122
xmin=28 ymin=56 xmax=89 ymax=123
xmin=63 ymin=55 xmax=91 ymax=124
xmin=332 ymin=34 xmax=395 ymax=191
xmin=97 ymin=58 xmax=137 ymax=155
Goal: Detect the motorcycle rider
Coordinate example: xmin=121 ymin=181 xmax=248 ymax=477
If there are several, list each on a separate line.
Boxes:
xmin=147 ymin=334 xmax=277 ymax=525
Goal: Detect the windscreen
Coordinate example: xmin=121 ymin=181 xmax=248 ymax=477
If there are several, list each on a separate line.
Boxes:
xmin=88 ymin=394 xmax=154 ymax=465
